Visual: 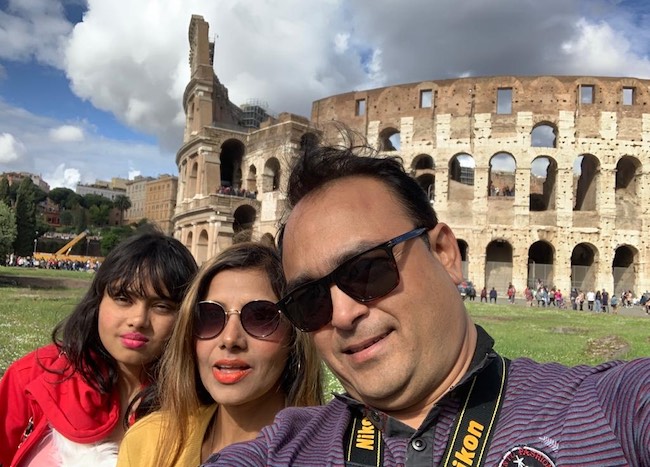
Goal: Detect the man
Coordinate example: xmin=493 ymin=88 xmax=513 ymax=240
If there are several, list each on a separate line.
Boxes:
xmin=205 ymin=145 xmax=649 ymax=466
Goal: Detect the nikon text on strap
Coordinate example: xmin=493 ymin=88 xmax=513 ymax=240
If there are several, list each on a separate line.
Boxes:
xmin=345 ymin=355 xmax=509 ymax=467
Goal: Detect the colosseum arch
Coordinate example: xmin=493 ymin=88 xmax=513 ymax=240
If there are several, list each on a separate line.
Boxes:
xmin=615 ymin=156 xmax=642 ymax=223
xmin=233 ymin=204 xmax=256 ymax=242
xmin=220 ymin=139 xmax=245 ymax=188
xmin=530 ymin=156 xmax=558 ymax=211
xmin=448 ymin=153 xmax=475 ymax=200
xmin=570 ymin=243 xmax=598 ymax=291
xmin=412 ymin=154 xmax=435 ymax=201
xmin=260 ymin=232 xmax=275 ymax=247
xmin=196 ymin=229 xmax=209 ymax=264
xmin=485 ymin=239 xmax=513 ymax=294
xmin=531 ymin=122 xmax=557 ymax=148
xmin=527 ymin=241 xmax=555 ymax=288
xmin=612 ymin=244 xmax=638 ymax=295
xmin=457 ymin=239 xmax=468 ymax=279
xmin=247 ymin=164 xmax=257 ymax=193
xmin=185 ymin=231 xmax=193 ymax=251
xmin=378 ymin=127 xmax=400 ymax=151
xmin=488 ymin=152 xmax=516 ymax=197
xmin=188 ymin=160 xmax=198 ymax=198
xmin=573 ymin=154 xmax=600 ymax=211
xmin=262 ymin=157 xmax=281 ymax=193
xmin=300 ymin=132 xmax=319 ymax=154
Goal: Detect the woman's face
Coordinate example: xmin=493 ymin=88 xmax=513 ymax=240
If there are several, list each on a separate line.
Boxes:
xmin=98 ymin=282 xmax=178 ymax=377
xmin=195 ymin=268 xmax=292 ymax=408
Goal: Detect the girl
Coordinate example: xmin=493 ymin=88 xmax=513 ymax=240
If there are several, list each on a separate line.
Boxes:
xmin=117 ymin=242 xmax=324 ymax=466
xmin=0 ymin=231 xmax=198 ymax=466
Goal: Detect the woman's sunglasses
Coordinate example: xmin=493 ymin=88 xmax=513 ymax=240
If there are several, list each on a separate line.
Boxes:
xmin=277 ymin=227 xmax=428 ymax=332
xmin=194 ymin=300 xmax=282 ymax=339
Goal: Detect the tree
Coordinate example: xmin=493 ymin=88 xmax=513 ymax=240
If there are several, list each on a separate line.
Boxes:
xmin=13 ymin=178 xmax=37 ymax=255
xmin=0 ymin=177 xmax=10 ymax=206
xmin=113 ymin=194 xmax=132 ymax=225
xmin=0 ymin=202 xmax=17 ymax=264
xmin=48 ymin=187 xmax=82 ymax=209
xmin=100 ymin=226 xmax=135 ymax=256
xmin=88 ymin=204 xmax=111 ymax=227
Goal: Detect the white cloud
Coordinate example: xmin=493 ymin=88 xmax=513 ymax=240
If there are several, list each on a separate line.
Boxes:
xmin=0 ymin=99 xmax=175 ymax=188
xmin=334 ymin=33 xmax=349 ymax=54
xmin=559 ymin=19 xmax=650 ymax=77
xmin=0 ymin=0 xmax=73 ymax=67
xmin=49 ymin=124 xmax=84 ymax=142
xmin=44 ymin=163 xmax=81 ymax=189
xmin=0 ymin=133 xmax=27 ymax=164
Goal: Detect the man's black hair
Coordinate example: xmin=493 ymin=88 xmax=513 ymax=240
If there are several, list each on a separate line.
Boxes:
xmin=278 ymin=142 xmax=438 ymax=248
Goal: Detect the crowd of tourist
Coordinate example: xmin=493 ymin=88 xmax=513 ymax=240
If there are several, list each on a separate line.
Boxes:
xmin=217 ymin=185 xmax=258 ymax=199
xmin=4 ymin=254 xmax=101 ymax=271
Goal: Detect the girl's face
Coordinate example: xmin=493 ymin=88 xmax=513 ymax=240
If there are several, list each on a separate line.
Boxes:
xmin=195 ymin=268 xmax=292 ymax=408
xmin=98 ymin=282 xmax=178 ymax=377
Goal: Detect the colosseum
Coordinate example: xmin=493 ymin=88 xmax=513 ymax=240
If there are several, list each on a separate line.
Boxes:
xmin=173 ymin=15 xmax=649 ymax=299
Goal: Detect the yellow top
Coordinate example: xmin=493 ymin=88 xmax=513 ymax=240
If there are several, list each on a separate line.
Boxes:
xmin=117 ymin=404 xmax=218 ymax=467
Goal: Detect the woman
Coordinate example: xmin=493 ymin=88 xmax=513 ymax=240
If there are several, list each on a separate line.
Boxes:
xmin=117 ymin=242 xmax=323 ymax=466
xmin=0 ymin=231 xmax=198 ymax=466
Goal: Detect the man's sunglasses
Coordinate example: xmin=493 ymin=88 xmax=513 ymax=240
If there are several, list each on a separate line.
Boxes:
xmin=277 ymin=227 xmax=428 ymax=332
xmin=194 ymin=300 xmax=282 ymax=339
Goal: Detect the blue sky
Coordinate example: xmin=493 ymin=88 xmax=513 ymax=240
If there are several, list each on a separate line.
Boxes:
xmin=1 ymin=0 xmax=650 ymax=189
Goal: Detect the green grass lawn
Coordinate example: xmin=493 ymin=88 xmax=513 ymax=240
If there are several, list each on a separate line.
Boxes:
xmin=1 ymin=271 xmax=648 ymax=399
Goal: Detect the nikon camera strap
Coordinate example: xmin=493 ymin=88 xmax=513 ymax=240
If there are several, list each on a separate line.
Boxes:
xmin=345 ymin=355 xmax=509 ymax=467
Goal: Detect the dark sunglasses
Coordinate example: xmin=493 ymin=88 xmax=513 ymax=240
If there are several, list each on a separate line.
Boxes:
xmin=277 ymin=227 xmax=428 ymax=332
xmin=194 ymin=300 xmax=282 ymax=339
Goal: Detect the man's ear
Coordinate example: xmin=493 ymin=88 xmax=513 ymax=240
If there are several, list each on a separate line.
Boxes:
xmin=427 ymin=223 xmax=464 ymax=285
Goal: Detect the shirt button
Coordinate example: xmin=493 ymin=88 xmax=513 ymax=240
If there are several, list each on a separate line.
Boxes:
xmin=411 ymin=438 xmax=426 ymax=451
xmin=369 ymin=411 xmax=380 ymax=423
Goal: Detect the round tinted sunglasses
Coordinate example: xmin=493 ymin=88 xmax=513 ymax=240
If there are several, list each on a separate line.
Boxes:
xmin=194 ymin=300 xmax=282 ymax=339
xmin=277 ymin=227 xmax=428 ymax=332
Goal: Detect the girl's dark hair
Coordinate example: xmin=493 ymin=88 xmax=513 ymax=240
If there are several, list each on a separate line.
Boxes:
xmin=50 ymin=229 xmax=197 ymax=423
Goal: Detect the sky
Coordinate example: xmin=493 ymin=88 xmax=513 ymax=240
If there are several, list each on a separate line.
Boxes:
xmin=1 ymin=0 xmax=650 ymax=190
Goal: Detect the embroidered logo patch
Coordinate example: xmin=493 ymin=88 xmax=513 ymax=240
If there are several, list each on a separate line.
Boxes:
xmin=498 ymin=445 xmax=556 ymax=467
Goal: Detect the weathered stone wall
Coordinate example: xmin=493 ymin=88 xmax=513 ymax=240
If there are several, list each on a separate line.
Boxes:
xmin=311 ymin=76 xmax=650 ymax=297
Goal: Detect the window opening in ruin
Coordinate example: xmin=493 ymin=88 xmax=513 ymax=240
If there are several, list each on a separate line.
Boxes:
xmin=413 ymin=154 xmax=434 ymax=170
xmin=420 ymin=89 xmax=432 ymax=108
xmin=355 ymin=99 xmax=366 ymax=116
xmin=573 ymin=154 xmax=599 ymax=211
xmin=378 ymin=127 xmax=400 ymax=151
xmin=247 ymin=165 xmax=257 ymax=194
xmin=219 ymin=139 xmax=245 ymax=189
xmin=233 ymin=205 xmax=256 ymax=241
xmin=457 ymin=240 xmax=469 ymax=280
xmin=615 ymin=156 xmax=641 ymax=222
xmin=448 ymin=153 xmax=475 ymax=201
xmin=488 ymin=152 xmax=516 ymax=198
xmin=416 ymin=174 xmax=435 ymax=203
xmin=189 ymin=161 xmax=198 ymax=197
xmin=530 ymin=156 xmax=557 ymax=211
xmin=622 ymin=87 xmax=634 ymax=105
xmin=527 ymin=241 xmax=554 ymax=288
xmin=185 ymin=231 xmax=193 ymax=251
xmin=612 ymin=245 xmax=637 ymax=295
xmin=263 ymin=158 xmax=281 ymax=193
xmin=197 ymin=230 xmax=209 ymax=265
xmin=496 ymin=88 xmax=512 ymax=114
xmin=485 ymin=240 xmax=513 ymax=295
xmin=300 ymin=132 xmax=319 ymax=153
xmin=570 ymin=243 xmax=597 ymax=291
xmin=531 ymin=123 xmax=557 ymax=148
xmin=580 ymin=85 xmax=594 ymax=104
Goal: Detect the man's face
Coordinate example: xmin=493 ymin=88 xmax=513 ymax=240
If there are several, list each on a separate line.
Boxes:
xmin=282 ymin=176 xmax=469 ymax=412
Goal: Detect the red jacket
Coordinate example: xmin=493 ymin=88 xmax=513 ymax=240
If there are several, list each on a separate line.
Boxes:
xmin=0 ymin=344 xmax=121 ymax=467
